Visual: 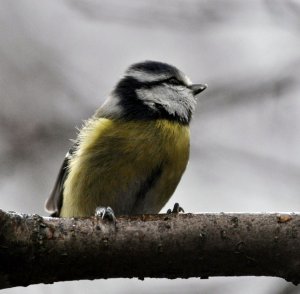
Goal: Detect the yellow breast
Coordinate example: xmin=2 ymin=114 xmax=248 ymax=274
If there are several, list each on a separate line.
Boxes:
xmin=60 ymin=118 xmax=190 ymax=217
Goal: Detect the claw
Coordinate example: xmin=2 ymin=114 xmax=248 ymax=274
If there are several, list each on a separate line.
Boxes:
xmin=167 ymin=203 xmax=185 ymax=214
xmin=95 ymin=206 xmax=116 ymax=223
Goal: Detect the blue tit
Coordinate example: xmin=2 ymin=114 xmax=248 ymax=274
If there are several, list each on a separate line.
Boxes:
xmin=45 ymin=61 xmax=207 ymax=217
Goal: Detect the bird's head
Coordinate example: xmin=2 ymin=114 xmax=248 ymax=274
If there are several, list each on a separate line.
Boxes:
xmin=97 ymin=61 xmax=207 ymax=124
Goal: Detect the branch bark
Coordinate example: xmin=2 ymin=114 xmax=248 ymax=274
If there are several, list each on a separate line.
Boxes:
xmin=0 ymin=209 xmax=299 ymax=289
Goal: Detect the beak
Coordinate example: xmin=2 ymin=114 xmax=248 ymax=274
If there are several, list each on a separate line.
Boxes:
xmin=189 ymin=84 xmax=207 ymax=96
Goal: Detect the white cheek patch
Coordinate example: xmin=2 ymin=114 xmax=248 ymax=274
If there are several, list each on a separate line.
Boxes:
xmin=136 ymin=87 xmax=167 ymax=108
xmin=136 ymin=85 xmax=195 ymax=122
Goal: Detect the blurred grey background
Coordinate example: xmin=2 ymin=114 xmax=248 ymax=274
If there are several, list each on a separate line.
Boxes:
xmin=1 ymin=0 xmax=300 ymax=293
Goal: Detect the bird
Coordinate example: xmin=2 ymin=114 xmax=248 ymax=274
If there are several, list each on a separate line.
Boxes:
xmin=45 ymin=61 xmax=207 ymax=218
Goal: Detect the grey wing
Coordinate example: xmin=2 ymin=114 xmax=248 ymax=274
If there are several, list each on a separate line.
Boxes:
xmin=45 ymin=144 xmax=77 ymax=216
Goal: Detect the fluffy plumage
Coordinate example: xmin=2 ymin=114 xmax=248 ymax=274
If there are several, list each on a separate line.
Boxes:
xmin=45 ymin=61 xmax=206 ymax=217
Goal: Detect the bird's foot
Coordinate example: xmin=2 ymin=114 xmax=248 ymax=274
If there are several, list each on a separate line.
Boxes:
xmin=167 ymin=202 xmax=184 ymax=214
xmin=95 ymin=206 xmax=116 ymax=223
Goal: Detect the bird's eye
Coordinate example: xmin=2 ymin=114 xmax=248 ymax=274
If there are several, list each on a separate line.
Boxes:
xmin=168 ymin=78 xmax=182 ymax=86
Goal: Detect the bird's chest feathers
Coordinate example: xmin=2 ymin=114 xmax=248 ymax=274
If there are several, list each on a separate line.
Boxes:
xmin=151 ymin=120 xmax=190 ymax=165
xmin=79 ymin=118 xmax=190 ymax=164
xmin=63 ymin=118 xmax=190 ymax=216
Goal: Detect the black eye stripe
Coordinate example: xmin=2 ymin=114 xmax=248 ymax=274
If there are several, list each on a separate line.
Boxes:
xmin=144 ymin=78 xmax=186 ymax=88
xmin=118 ymin=76 xmax=186 ymax=91
xmin=166 ymin=77 xmax=184 ymax=86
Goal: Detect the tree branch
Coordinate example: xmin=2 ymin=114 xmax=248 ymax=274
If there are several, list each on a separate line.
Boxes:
xmin=0 ymin=209 xmax=299 ymax=289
